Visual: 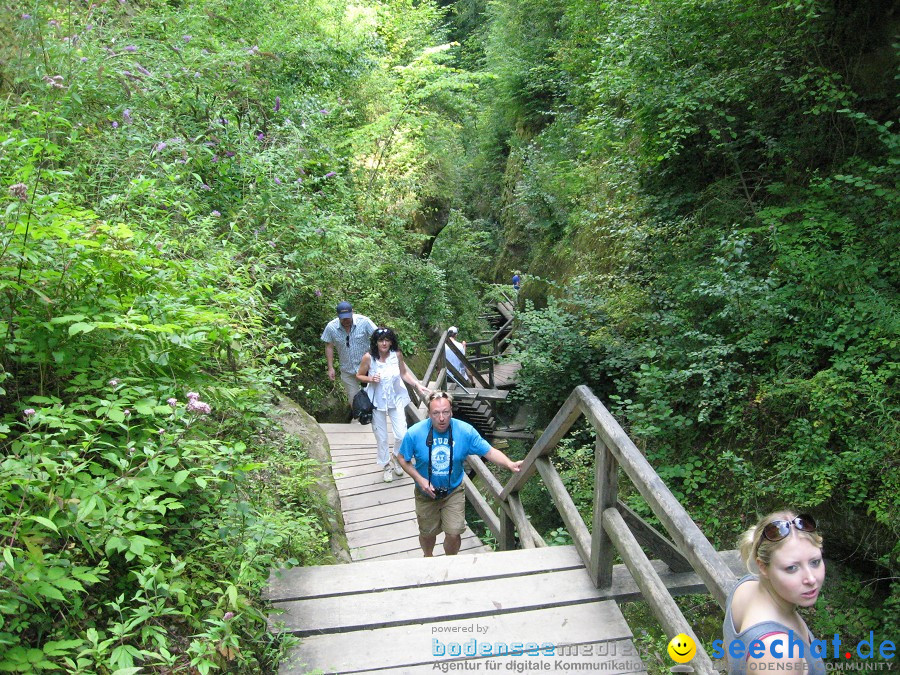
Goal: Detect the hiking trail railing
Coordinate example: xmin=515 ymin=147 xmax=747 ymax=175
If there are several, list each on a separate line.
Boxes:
xmin=461 ymin=384 xmax=737 ymax=675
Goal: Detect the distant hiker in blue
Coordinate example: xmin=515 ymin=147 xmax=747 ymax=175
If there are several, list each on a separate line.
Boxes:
xmin=396 ymin=391 xmax=522 ymax=557
xmin=512 ymin=271 xmax=521 ymax=292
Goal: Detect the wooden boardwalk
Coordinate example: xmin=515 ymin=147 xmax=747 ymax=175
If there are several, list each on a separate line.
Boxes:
xmin=324 ymin=423 xmax=488 ymax=561
xmin=269 ymin=546 xmax=650 ymax=674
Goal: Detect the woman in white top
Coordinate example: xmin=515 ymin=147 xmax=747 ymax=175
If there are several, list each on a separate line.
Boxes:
xmin=356 ymin=327 xmax=430 ymax=482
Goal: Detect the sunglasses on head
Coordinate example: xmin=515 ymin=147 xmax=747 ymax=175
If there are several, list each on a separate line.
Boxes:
xmin=761 ymin=514 xmax=817 ymax=542
xmin=428 ymin=391 xmax=452 ymax=403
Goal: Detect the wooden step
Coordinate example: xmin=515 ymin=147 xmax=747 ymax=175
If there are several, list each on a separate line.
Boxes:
xmin=277 ymin=602 xmax=643 ymax=674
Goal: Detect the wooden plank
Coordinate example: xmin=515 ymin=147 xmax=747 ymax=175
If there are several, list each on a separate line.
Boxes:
xmin=603 ymin=508 xmax=716 ymax=675
xmin=500 ymin=389 xmax=582 ymax=499
xmin=576 ymin=385 xmax=738 ymax=607
xmin=271 ymin=568 xmax=608 ymax=636
xmin=372 ymin=536 xmax=487 ymax=560
xmin=343 ymin=500 xmax=415 ymax=525
xmin=462 ymin=474 xmax=500 ymax=536
xmin=346 ymin=518 xmax=423 ymax=548
xmin=449 ymin=387 xmax=509 ymax=401
xmin=352 ymin=530 xmax=482 ymax=561
xmin=507 ymin=492 xmax=535 ymax=549
xmin=268 ymin=547 xmax=587 ymax=602
xmin=332 ymin=464 xmax=386 ymax=481
xmin=590 ymin=437 xmax=618 ymax=588
xmin=343 ymin=510 xmax=413 ymax=533
xmin=339 ymin=484 xmax=414 ymax=511
xmin=269 ymin=545 xmax=743 ymax=605
xmin=337 ymin=475 xmax=414 ymax=497
xmin=275 ymin=600 xmax=634 ymax=672
xmin=535 ymin=457 xmax=591 ymax=567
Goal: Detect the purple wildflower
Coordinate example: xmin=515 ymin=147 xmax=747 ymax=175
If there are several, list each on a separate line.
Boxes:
xmin=274 ymin=96 xmax=281 ymax=112
xmin=187 ymin=391 xmax=199 ymax=400
xmin=136 ymin=64 xmax=151 ymax=76
xmin=274 ymin=177 xmax=282 ymax=185
xmin=319 ymin=109 xmax=329 ymax=114
xmin=201 ymin=184 xmax=211 ymax=191
xmin=247 ymin=45 xmax=259 ymax=55
xmin=123 ymin=109 xmax=132 ymax=124
xmin=324 ymin=171 xmax=336 ymax=178
xmin=225 ymin=151 xmax=235 ymax=158
xmin=24 ymin=408 xmax=36 ymax=417
xmin=109 ymin=378 xmax=120 ymax=386
xmin=21 ymin=13 xmax=31 ymax=19
xmin=186 ymin=398 xmax=212 ymax=415
xmin=296 ymin=177 xmax=303 ymax=185
xmin=194 ymin=72 xmax=200 ymax=78
xmin=167 ymin=397 xmax=178 ymax=407
xmin=123 ymin=45 xmax=137 ymax=52
xmin=123 ymin=409 xmax=131 ymax=417
xmin=182 ymin=34 xmax=192 ymax=42
xmin=48 ymin=19 xmax=60 ymax=27
xmin=256 ymin=132 xmax=265 ymax=141
xmin=211 ymin=210 xmax=221 ymax=217
xmin=81 ymin=56 xmax=89 ymax=62
xmin=112 ymin=121 xmax=119 ymax=128
xmin=211 ymin=155 xmax=219 ymax=163
xmin=9 ymin=183 xmax=28 ymax=201
xmin=315 ymin=289 xmax=322 ymax=297
xmin=155 ymin=142 xmax=167 ymax=152
xmin=223 ymin=612 xmax=235 ymax=621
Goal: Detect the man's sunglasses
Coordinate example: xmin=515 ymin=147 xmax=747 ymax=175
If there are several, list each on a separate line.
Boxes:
xmin=428 ymin=391 xmax=452 ymax=404
xmin=345 ymin=335 xmax=350 ymax=347
xmin=761 ymin=514 xmax=817 ymax=542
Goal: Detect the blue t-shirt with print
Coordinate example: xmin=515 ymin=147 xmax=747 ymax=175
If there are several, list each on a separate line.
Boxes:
xmin=399 ymin=418 xmax=491 ymax=491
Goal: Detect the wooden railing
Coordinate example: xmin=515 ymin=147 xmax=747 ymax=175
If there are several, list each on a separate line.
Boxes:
xmin=463 ymin=384 xmax=737 ymax=675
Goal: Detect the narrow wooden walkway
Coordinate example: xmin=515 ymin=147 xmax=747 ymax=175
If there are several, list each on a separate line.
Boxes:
xmin=324 ymin=423 xmax=488 ymax=560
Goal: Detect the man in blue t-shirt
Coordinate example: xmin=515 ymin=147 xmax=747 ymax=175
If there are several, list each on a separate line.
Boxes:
xmin=397 ymin=391 xmax=522 ymax=556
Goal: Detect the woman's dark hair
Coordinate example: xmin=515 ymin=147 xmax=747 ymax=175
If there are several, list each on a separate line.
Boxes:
xmin=369 ymin=327 xmax=399 ymax=358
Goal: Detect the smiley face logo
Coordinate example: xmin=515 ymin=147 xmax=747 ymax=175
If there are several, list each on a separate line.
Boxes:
xmin=667 ymin=633 xmax=696 ymax=664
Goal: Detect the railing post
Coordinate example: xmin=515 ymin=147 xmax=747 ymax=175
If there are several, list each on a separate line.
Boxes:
xmin=589 ymin=437 xmax=618 ymax=588
xmin=498 ymin=504 xmax=517 ymax=551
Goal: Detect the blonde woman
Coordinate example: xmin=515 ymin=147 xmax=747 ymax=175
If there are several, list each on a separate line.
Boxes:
xmin=356 ymin=327 xmax=429 ymax=483
xmin=723 ymin=511 xmax=826 ymax=674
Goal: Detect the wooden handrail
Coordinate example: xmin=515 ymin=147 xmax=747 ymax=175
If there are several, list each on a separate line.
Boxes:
xmin=459 ymin=380 xmax=736 ymax=671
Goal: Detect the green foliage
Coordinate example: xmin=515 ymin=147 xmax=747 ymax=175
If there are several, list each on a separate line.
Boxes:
xmin=0 ymin=0 xmax=478 ymax=669
xmin=461 ymin=0 xmax=899 ymax=657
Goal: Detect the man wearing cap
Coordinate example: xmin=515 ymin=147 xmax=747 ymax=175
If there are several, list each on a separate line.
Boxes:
xmin=321 ymin=301 xmax=378 ymax=408
xmin=396 ymin=391 xmax=522 ymax=557
xmin=444 ymin=327 xmax=469 ymax=384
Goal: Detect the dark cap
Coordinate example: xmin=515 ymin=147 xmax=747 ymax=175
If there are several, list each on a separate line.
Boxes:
xmin=336 ymin=301 xmax=353 ymax=319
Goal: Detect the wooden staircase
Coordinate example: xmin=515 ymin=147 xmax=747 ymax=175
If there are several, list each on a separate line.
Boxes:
xmin=450 ymin=394 xmax=495 ymax=438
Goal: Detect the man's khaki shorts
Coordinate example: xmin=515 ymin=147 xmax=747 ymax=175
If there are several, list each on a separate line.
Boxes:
xmin=415 ymin=486 xmax=465 ymax=536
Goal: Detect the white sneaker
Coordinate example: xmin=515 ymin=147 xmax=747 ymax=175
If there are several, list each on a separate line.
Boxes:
xmin=382 ymin=467 xmax=394 ymax=483
xmin=392 ymin=459 xmax=403 ymax=476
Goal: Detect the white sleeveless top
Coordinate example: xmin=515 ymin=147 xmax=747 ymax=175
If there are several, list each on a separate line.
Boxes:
xmin=367 ymin=352 xmax=411 ymax=411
